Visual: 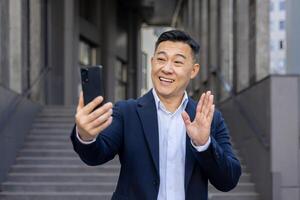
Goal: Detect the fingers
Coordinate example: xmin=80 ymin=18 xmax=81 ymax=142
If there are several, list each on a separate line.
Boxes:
xmin=196 ymin=93 xmax=205 ymax=113
xmin=203 ymin=92 xmax=213 ymax=117
xmin=195 ymin=91 xmax=214 ymax=121
xmin=86 ymin=102 xmax=113 ymax=123
xmin=75 ymin=94 xmax=113 ymax=140
xmin=91 ymin=116 xmax=113 ymax=135
xmin=88 ymin=107 xmax=113 ymax=129
xmin=207 ymin=104 xmax=215 ymax=123
xmin=181 ymin=111 xmax=191 ymax=126
xmin=81 ymin=96 xmax=104 ymax=115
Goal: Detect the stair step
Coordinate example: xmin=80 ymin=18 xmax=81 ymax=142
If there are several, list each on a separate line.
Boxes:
xmin=25 ymin=135 xmax=70 ymax=142
xmin=18 ymin=149 xmax=77 ymax=157
xmin=1 ymin=182 xmax=116 ymax=192
xmin=209 ymin=183 xmax=255 ymax=193
xmin=31 ymin=124 xmax=74 ymax=129
xmin=29 ymin=129 xmax=73 ymax=134
xmin=10 ymin=164 xmax=120 ymax=173
xmin=209 ymin=192 xmax=260 ymax=200
xmin=38 ymin=113 xmax=77 ymax=117
xmin=22 ymin=144 xmax=73 ymax=150
xmin=0 ymin=192 xmax=112 ymax=200
xmin=5 ymin=173 xmax=119 ymax=182
xmin=14 ymin=156 xmax=120 ymax=165
xmin=23 ymin=141 xmax=73 ymax=148
xmin=34 ymin=118 xmax=74 ymax=123
xmin=238 ymin=173 xmax=251 ymax=183
xmin=40 ymin=109 xmax=75 ymax=113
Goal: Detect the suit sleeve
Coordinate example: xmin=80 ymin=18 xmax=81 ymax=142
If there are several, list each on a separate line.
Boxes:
xmin=70 ymin=102 xmax=124 ymax=166
xmin=192 ymin=110 xmax=242 ymax=192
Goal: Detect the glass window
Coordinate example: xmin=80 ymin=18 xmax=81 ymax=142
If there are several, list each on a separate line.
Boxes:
xmin=279 ymin=40 xmax=284 ymax=49
xmin=270 ymin=2 xmax=274 ymax=11
xmin=79 ymin=40 xmax=97 ymax=66
xmin=114 ymin=58 xmax=127 ymax=101
xmin=279 ymin=1 xmax=285 ymax=11
xmin=141 ymin=52 xmax=148 ymax=94
xmin=279 ymin=20 xmax=285 ymax=30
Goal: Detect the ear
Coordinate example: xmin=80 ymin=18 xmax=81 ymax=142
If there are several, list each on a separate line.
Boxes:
xmin=151 ymin=57 xmax=154 ymax=66
xmin=190 ymin=63 xmax=200 ymax=79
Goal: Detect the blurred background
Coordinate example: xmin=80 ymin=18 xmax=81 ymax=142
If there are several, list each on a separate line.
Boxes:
xmin=0 ymin=0 xmax=299 ymax=199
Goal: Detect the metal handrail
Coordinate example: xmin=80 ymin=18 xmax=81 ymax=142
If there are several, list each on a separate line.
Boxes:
xmin=0 ymin=66 xmax=51 ymax=134
xmin=214 ymin=71 xmax=270 ymax=149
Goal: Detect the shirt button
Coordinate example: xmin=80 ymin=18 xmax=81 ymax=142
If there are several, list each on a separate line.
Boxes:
xmin=153 ymin=180 xmax=159 ymax=186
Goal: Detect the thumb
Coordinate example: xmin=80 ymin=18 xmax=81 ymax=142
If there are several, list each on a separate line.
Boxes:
xmin=181 ymin=111 xmax=191 ymax=127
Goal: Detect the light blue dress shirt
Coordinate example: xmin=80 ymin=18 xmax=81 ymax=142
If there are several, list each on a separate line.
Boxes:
xmin=152 ymin=89 xmax=211 ymax=200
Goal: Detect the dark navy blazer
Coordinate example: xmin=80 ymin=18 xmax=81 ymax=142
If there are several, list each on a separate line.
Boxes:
xmin=70 ymin=89 xmax=241 ymax=200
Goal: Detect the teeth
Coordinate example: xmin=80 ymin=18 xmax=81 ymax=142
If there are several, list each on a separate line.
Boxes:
xmin=159 ymin=77 xmax=174 ymax=83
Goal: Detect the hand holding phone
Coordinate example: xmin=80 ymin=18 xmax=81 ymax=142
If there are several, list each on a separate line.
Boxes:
xmin=75 ymin=65 xmax=113 ymax=141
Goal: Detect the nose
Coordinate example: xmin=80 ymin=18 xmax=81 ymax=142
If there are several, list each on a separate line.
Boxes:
xmin=162 ymin=61 xmax=173 ymax=74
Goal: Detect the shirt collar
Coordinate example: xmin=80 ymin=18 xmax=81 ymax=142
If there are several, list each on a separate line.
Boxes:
xmin=152 ymin=88 xmax=189 ymax=114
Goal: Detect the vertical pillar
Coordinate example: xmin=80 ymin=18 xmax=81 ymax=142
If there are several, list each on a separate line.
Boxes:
xmin=46 ymin=0 xmax=65 ymax=104
xmin=127 ymin=11 xmax=141 ymax=99
xmin=220 ymin=0 xmax=233 ymax=99
xmin=200 ymin=0 xmax=208 ymax=83
xmin=249 ymin=0 xmax=256 ymax=84
xmin=286 ymin=0 xmax=300 ymax=74
xmin=64 ymin=0 xmax=79 ymax=105
xmin=236 ymin=0 xmax=250 ymax=91
xmin=29 ymin=0 xmax=44 ymax=103
xmin=191 ymin=0 xmax=201 ymax=93
xmin=9 ymin=0 xmax=23 ymax=93
xmin=101 ymin=0 xmax=116 ymax=102
xmin=208 ymin=0 xmax=218 ymax=95
xmin=0 ymin=0 xmax=10 ymax=88
xmin=255 ymin=0 xmax=270 ymax=81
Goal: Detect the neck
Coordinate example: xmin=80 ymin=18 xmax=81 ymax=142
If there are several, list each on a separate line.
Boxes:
xmin=156 ymin=91 xmax=185 ymax=113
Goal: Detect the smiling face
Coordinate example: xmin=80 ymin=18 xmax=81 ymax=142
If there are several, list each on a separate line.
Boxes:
xmin=151 ymin=41 xmax=200 ymax=101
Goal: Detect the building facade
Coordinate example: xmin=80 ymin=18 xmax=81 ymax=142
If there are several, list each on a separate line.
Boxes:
xmin=0 ymin=0 xmax=299 ymax=199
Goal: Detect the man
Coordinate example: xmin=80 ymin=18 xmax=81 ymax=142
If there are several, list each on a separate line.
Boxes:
xmin=71 ymin=30 xmax=241 ymax=200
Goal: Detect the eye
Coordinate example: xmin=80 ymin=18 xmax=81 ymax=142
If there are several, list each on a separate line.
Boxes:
xmin=158 ymin=58 xmax=165 ymax=61
xmin=174 ymin=61 xmax=184 ymax=65
xmin=157 ymin=57 xmax=166 ymax=62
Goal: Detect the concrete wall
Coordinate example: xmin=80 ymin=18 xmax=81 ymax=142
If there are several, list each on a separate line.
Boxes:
xmin=0 ymin=86 xmax=41 ymax=184
xmin=270 ymin=75 xmax=300 ymax=199
xmin=0 ymin=0 xmax=30 ymax=94
xmin=219 ymin=75 xmax=300 ymax=200
xmin=219 ymin=76 xmax=272 ymax=200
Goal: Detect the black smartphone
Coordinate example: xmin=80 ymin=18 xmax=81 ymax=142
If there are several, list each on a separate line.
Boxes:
xmin=80 ymin=65 xmax=104 ymax=108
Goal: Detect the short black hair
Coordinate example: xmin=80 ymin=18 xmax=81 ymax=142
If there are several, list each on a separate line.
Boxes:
xmin=155 ymin=30 xmax=200 ymax=62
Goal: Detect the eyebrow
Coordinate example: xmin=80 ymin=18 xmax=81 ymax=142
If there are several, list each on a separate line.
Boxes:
xmin=156 ymin=51 xmax=187 ymax=59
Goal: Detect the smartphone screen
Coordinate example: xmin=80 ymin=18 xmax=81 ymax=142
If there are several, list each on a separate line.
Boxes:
xmin=80 ymin=65 xmax=104 ymax=107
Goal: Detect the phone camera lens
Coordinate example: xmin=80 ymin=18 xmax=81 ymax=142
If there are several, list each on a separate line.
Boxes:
xmin=81 ymin=69 xmax=88 ymax=83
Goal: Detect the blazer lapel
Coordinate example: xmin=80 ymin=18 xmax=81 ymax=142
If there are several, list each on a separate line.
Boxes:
xmin=137 ymin=90 xmax=160 ymax=175
xmin=184 ymin=98 xmax=197 ymax=191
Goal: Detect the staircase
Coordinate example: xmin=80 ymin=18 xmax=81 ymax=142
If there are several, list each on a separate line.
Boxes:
xmin=0 ymin=106 xmax=260 ymax=200
xmin=208 ymin=147 xmax=260 ymax=200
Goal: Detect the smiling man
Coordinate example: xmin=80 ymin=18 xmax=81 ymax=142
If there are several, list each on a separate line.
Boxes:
xmin=71 ymin=30 xmax=241 ymax=200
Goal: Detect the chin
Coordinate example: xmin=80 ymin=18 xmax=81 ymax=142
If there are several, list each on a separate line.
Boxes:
xmin=155 ymin=87 xmax=174 ymax=97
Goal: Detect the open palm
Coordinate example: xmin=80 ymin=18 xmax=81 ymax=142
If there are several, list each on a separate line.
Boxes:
xmin=182 ymin=91 xmax=215 ymax=146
